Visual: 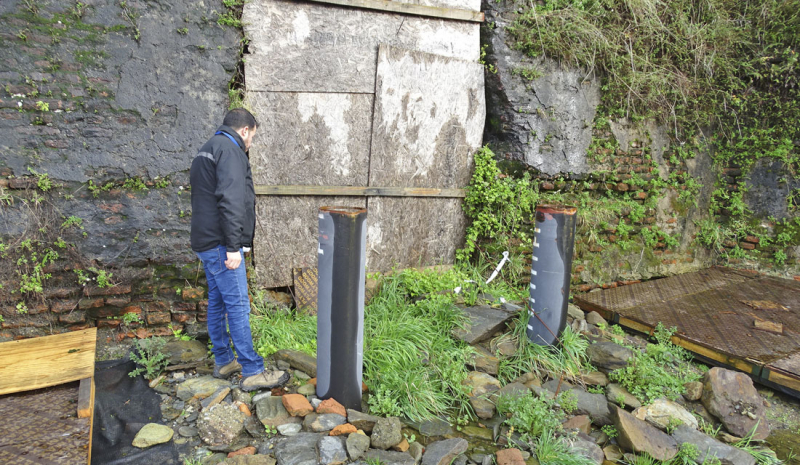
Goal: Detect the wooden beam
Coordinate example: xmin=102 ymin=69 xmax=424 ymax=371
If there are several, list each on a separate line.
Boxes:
xmin=255 ymin=185 xmax=467 ymax=198
xmin=87 ymin=377 xmax=95 ymax=465
xmin=298 ymin=0 xmax=484 ymax=22
xmin=0 ymin=328 xmax=97 ymax=395
xmin=77 ymin=377 xmax=93 ymax=418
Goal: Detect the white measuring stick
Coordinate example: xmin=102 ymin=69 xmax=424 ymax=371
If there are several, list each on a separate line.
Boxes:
xmin=485 ymin=251 xmax=510 ymax=284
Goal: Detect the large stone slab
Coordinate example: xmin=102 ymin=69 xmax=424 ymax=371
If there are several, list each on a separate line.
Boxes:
xmin=452 ymin=305 xmax=515 ymax=344
xmin=177 ymin=376 xmax=232 ymax=401
xmin=243 ymin=0 xmax=479 ymax=93
xmin=613 ymin=406 xmax=677 ymax=462
xmin=363 ymin=449 xmax=417 ymax=465
xmin=421 ymin=438 xmax=468 ymax=465
xmin=274 ymin=433 xmax=325 ymax=465
xmin=671 ymin=424 xmax=756 ymax=465
xmin=702 ymin=367 xmax=770 ymax=440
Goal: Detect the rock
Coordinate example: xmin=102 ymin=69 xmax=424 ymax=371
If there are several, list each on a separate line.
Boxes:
xmin=468 ymin=345 xmax=500 ymax=375
xmin=371 ymin=416 xmax=403 ymax=450
xmin=570 ymin=432 xmax=604 ymax=464
xmin=683 ymin=381 xmax=703 ymax=401
xmin=346 ymin=432 xmax=371 ymax=460
xmin=496 ymin=448 xmax=525 ymax=465
xmin=164 ymin=339 xmax=209 ymax=365
xmin=202 ymin=387 xmax=232 ymax=410
xmin=392 ymin=438 xmax=410 ymax=452
xmin=412 ymin=416 xmax=454 ymax=437
xmin=460 ymin=426 xmax=493 ymax=441
xmin=568 ymin=304 xmax=585 ymax=321
xmin=256 ymin=396 xmax=290 ymax=428
xmin=198 ymin=403 xmax=246 ymax=446
xmin=613 ymin=406 xmax=678 ymax=461
xmin=634 ymin=398 xmax=698 ymax=431
xmin=318 ymin=436 xmax=348 ymax=465
xmin=462 ymin=371 xmax=502 ymax=398
xmin=572 ymin=318 xmax=589 ymax=334
xmin=585 ymin=312 xmax=607 ymax=327
xmin=347 ymin=409 xmax=382 ymax=433
xmin=363 ymin=449 xmax=416 ymax=465
xmin=495 ymin=339 xmax=517 ymax=357
xmin=297 ymin=384 xmax=316 ymax=396
xmin=317 ymin=398 xmax=347 ymax=417
xmin=244 ymin=415 xmax=266 ymax=438
xmin=495 ymin=382 xmax=529 ymax=402
xmin=606 ymin=383 xmax=641 ymax=409
xmin=132 ymin=423 xmax=174 ymax=448
xmin=274 ymin=432 xmax=324 ymax=465
xmin=701 ymin=367 xmax=770 ymax=440
xmin=421 ymin=439 xmax=468 ymax=465
xmin=408 ymin=442 xmax=424 ymax=462
xmin=227 ymin=446 xmax=256 ymax=457
xmin=581 ymin=371 xmax=609 ymax=386
xmin=203 ymin=453 xmax=229 ymax=465
xmin=563 ymin=415 xmax=592 ymax=434
xmin=671 ymin=424 xmax=756 ymax=465
xmin=305 ymin=413 xmax=347 ymax=432
xmin=282 ymin=394 xmax=314 ymax=417
xmin=223 ymin=456 xmax=276 ymax=465
xmin=330 ymin=424 xmax=357 ymax=436
xmin=603 ymin=445 xmax=623 ymax=462
xmin=452 ymin=305 xmax=516 ymax=344
xmin=252 ymin=392 xmax=272 ymax=403
xmin=179 ymin=426 xmax=199 ymax=437
xmin=232 ymin=388 xmax=251 ymax=405
xmin=569 ymin=388 xmax=613 ymax=426
xmin=469 ymin=396 xmax=496 ymax=420
xmin=587 ymin=342 xmax=635 ymax=373
xmin=277 ymin=423 xmax=302 ymax=436
xmin=263 ymin=289 xmax=293 ymax=307
xmin=274 ymin=349 xmax=317 ymax=377
xmin=177 ymin=376 xmax=232 ymax=401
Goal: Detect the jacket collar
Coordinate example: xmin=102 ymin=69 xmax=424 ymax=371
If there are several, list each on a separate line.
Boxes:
xmin=215 ymin=125 xmax=246 ymax=150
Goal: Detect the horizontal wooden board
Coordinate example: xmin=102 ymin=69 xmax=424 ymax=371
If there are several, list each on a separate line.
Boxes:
xmin=255 ymin=185 xmax=466 ymax=197
xmin=254 ymin=196 xmax=367 ymax=288
xmin=243 ymin=0 xmax=479 ymax=93
xmin=368 ymin=45 xmax=485 ymax=188
xmin=301 ymin=0 xmax=484 ymax=21
xmin=0 ymin=328 xmax=97 ymax=395
xmin=248 ymin=92 xmax=373 ymax=186
xmin=366 ymin=196 xmax=465 ymax=272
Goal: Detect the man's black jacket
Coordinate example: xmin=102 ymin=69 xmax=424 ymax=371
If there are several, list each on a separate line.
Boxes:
xmin=190 ymin=125 xmax=256 ymax=253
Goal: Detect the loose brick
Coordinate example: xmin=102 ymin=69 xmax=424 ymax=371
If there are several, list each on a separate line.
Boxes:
xmin=317 ymin=398 xmax=346 ymax=417
xmin=59 ymin=310 xmax=86 ymax=324
xmin=98 ymin=318 xmax=122 ymax=328
xmin=146 ymin=312 xmax=171 ymax=325
xmin=282 ymin=394 xmax=314 ymax=417
xmin=51 ymin=299 xmax=78 ymax=313
xmin=330 ymin=424 xmax=357 ymax=436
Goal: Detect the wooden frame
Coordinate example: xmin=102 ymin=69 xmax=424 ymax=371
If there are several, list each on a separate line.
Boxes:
xmin=0 ymin=328 xmax=97 ymax=464
xmin=299 ymin=0 xmax=485 ymax=22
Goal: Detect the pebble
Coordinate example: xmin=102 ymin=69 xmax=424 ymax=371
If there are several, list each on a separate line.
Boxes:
xmin=179 ymin=426 xmax=199 ymax=437
xmin=252 ymin=392 xmax=272 ymax=403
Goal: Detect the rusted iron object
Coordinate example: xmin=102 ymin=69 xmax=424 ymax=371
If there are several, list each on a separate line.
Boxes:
xmin=526 ymin=204 xmax=577 ymax=346
xmin=316 ymin=206 xmax=367 ymax=410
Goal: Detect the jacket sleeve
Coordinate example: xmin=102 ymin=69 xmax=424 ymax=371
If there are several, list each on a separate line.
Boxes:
xmin=215 ymin=147 xmax=247 ymax=253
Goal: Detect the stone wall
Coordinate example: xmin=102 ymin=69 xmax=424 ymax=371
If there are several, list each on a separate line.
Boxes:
xmin=0 ymin=0 xmax=240 ymax=341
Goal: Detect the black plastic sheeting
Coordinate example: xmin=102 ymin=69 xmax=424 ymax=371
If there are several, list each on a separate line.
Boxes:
xmin=91 ymin=359 xmax=179 ymax=465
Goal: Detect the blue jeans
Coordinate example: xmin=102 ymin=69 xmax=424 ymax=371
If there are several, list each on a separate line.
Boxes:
xmin=195 ymin=244 xmax=264 ymax=377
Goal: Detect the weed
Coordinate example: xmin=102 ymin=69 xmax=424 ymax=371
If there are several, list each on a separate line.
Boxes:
xmin=89 ymin=267 xmax=113 ymax=288
xmin=169 ymin=324 xmax=194 ymax=341
xmin=129 ymin=338 xmax=170 ymax=380
xmin=534 ymin=430 xmax=597 ymax=465
xmin=122 ymin=177 xmax=148 ymax=191
xmin=176 ymin=27 xmax=188 ymax=35
xmin=153 ymin=176 xmax=170 ymax=189
xmin=60 ymin=215 xmax=84 ymax=230
xmin=35 ymin=101 xmax=49 ymax=112
xmin=264 ymin=425 xmax=277 ymax=437
xmin=601 ymin=424 xmax=618 ymax=439
xmin=734 ymin=422 xmax=784 ymax=465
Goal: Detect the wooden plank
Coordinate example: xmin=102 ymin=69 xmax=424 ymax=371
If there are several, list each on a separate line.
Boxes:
xmin=87 ymin=377 xmax=95 ymax=465
xmin=300 ymin=0 xmax=484 ymax=22
xmin=77 ymin=377 xmax=92 ymax=418
xmin=254 ymin=185 xmax=466 ymax=198
xmin=0 ymin=328 xmax=97 ymax=396
xmin=243 ymin=0 xmax=479 ymax=93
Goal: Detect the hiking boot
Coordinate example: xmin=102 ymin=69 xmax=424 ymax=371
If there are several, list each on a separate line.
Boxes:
xmin=240 ymin=370 xmax=290 ymax=392
xmin=212 ymin=359 xmax=242 ymax=379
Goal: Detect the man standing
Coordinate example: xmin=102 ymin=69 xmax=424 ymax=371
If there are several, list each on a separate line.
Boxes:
xmin=190 ymin=108 xmax=289 ymax=392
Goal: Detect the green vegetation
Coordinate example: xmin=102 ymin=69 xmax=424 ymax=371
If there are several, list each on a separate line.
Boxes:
xmin=129 ymin=337 xmax=169 ymax=380
xmin=496 ymin=391 xmax=566 ymax=439
xmin=533 ymin=431 xmax=597 ymax=465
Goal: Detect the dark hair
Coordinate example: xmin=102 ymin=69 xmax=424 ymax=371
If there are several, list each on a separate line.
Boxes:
xmin=222 ymin=108 xmax=259 ymax=130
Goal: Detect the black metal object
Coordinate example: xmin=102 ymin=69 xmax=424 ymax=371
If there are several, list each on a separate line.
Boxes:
xmin=316 ymin=206 xmax=367 ymax=410
xmin=526 ymin=205 xmax=577 ymax=346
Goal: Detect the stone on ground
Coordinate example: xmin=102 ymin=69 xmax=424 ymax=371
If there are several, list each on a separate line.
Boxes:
xmin=408 ymin=442 xmax=424 ymax=462
xmin=179 ymin=426 xmax=199 ymax=437
xmin=569 ymin=388 xmax=613 ymax=426
xmin=462 ymin=371 xmax=502 ymax=397
xmin=346 ymin=432 xmax=371 ymax=460
xmin=581 ymin=371 xmax=609 ymax=386
xmin=177 ymin=376 xmax=232 ymax=401
xmin=363 ymin=449 xmax=416 ymax=465
xmin=452 ymin=305 xmax=516 ymax=344
xmin=683 ymin=381 xmax=703 ymax=401
xmin=468 ymin=345 xmax=500 ymax=375
xmin=197 ymin=403 xmax=246 ymax=446
xmin=201 ymin=387 xmax=231 ymax=410
xmin=494 ymin=382 xmax=529 ymax=402
xmin=274 ymin=432 xmax=324 ymax=465
xmin=585 ymin=311 xmax=607 ymax=327
xmin=222 ymin=455 xmax=277 ymax=465
xmin=164 ymin=339 xmax=209 ymax=365
xmin=587 ymin=341 xmax=635 ymax=372
xmin=613 ymin=406 xmax=678 ymax=461
xmin=570 ymin=432 xmax=604 ymax=464
xmin=634 ymin=398 xmax=698 ymax=431
xmin=421 ymin=438 xmax=469 ymax=465
xmin=347 ymin=409 xmax=382 ymax=433
xmin=370 ymin=416 xmax=403 ymax=450
xmin=274 ymin=349 xmax=317 ymax=377
xmin=701 ymin=367 xmax=770 ymax=440
xmin=470 ymin=396 xmax=496 ymax=419
xmin=132 ymin=423 xmax=174 ymax=448
xmin=304 ymin=413 xmax=347 ymax=432
xmin=297 ymin=384 xmax=316 ymax=396
xmin=562 ymin=415 xmax=592 ymax=434
xmin=495 ymin=448 xmax=525 ymax=465
xmin=228 ymin=446 xmax=256 ymax=457
xmin=256 ymin=396 xmax=290 ymax=427
xmin=317 ymin=398 xmax=347 ymax=417
xmin=606 ymin=383 xmax=642 ymax=409
xmin=277 ymin=423 xmax=302 ymax=436
xmin=330 ymin=423 xmax=357 ymax=436
xmin=318 ymin=436 xmax=348 ymax=465
xmin=568 ymin=304 xmax=585 ymax=320
xmin=282 ymin=394 xmax=314 ymax=416
xmin=671 ymin=424 xmax=756 ymax=465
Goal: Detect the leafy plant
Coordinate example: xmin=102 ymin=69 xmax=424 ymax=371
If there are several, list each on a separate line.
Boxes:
xmin=496 ymin=391 xmax=565 ymax=440
xmin=534 ymin=430 xmax=597 ymax=465
xmin=129 ymin=337 xmax=169 ymax=380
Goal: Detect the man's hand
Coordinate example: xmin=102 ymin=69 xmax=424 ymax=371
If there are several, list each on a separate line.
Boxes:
xmin=225 ymin=251 xmax=242 ymax=270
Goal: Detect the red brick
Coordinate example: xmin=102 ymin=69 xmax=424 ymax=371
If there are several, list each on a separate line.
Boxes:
xmin=619 ymin=280 xmax=641 ymax=286
xmin=317 ymin=398 xmax=346 ymax=417
xmin=27 ymin=302 xmax=50 ymax=314
xmin=198 ymin=300 xmax=209 ymax=312
xmin=59 ymin=310 xmax=86 ymax=324
xmin=197 ymin=313 xmax=208 ymax=323
xmin=85 ymin=283 xmax=132 ymax=297
xmin=541 ymin=181 xmax=555 ymax=190
xmin=574 ymin=265 xmax=585 ymax=273
xmin=744 ymin=235 xmax=760 ymax=244
xmin=330 ymin=424 xmax=357 ymax=436
xmin=172 ymin=313 xmax=196 ymax=324
xmin=144 ymin=301 xmax=170 ymax=313
xmin=51 ymin=299 xmax=78 ymax=313
xmin=282 ymin=394 xmax=314 ymax=417
xmin=635 ymin=192 xmax=647 ymax=200
xmin=79 ymin=298 xmax=104 ymax=310
xmin=8 ymin=178 xmax=36 ymax=189
xmin=181 ymin=287 xmax=205 ymax=300
xmin=602 ymin=282 xmax=618 ymax=289
xmin=68 ymin=324 xmax=91 ymax=331
xmin=121 ymin=305 xmax=143 ymax=315
xmin=227 ymin=447 xmax=256 ymax=458
xmin=146 ymin=312 xmax=171 ymax=325
xmin=739 ymin=242 xmax=756 ymax=250
xmin=793 ymin=276 xmax=800 ymax=282
xmin=98 ymin=318 xmax=122 ymax=328
xmin=172 ymin=302 xmax=197 ymax=312
xmin=44 ymin=287 xmax=77 ymax=299
xmin=575 ymin=284 xmax=595 ymax=293
xmin=615 ymin=183 xmax=629 ymax=192
xmin=105 ymin=297 xmax=131 ymax=307
xmin=666 ymin=218 xmax=677 ymax=224
xmin=496 ymin=448 xmax=526 ymax=465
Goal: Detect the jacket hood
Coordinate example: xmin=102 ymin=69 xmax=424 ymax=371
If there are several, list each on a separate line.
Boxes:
xmin=215 ymin=125 xmax=246 ymax=150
